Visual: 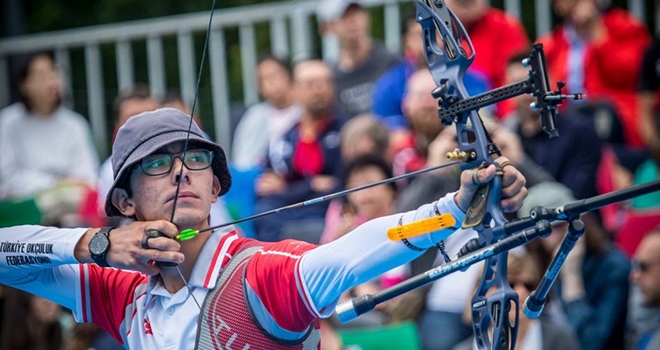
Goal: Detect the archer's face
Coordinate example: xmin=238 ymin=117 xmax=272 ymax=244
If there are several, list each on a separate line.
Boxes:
xmin=125 ymin=141 xmax=220 ymax=230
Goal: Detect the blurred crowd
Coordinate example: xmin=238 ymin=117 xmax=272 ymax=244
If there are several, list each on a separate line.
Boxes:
xmin=1 ymin=0 xmax=660 ymax=349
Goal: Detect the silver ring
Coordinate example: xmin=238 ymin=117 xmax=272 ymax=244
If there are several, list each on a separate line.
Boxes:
xmin=471 ymin=169 xmax=482 ymax=186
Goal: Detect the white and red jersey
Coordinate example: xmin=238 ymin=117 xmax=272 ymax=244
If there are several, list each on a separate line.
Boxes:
xmin=77 ymin=228 xmax=321 ymax=349
xmin=0 ymin=193 xmax=466 ymax=349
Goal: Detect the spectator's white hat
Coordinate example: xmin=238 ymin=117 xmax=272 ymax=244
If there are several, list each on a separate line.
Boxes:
xmin=317 ymin=0 xmax=363 ymax=24
xmin=517 ymin=181 xmax=576 ymax=218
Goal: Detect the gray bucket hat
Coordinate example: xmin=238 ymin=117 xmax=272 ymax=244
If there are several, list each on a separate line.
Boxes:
xmin=104 ymin=107 xmax=231 ymax=217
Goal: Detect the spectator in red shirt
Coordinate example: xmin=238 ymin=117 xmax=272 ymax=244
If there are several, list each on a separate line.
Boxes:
xmin=538 ymin=0 xmax=651 ymax=147
xmin=445 ymin=0 xmax=530 ymax=117
xmin=253 ymin=60 xmax=344 ymax=243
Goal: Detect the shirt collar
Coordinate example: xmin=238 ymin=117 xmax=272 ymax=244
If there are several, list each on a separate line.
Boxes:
xmin=563 ymin=24 xmax=586 ymax=47
xmin=143 ymin=227 xmax=240 ymax=305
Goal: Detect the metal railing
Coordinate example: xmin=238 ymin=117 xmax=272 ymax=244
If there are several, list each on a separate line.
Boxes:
xmin=0 ymin=0 xmax=657 ymax=158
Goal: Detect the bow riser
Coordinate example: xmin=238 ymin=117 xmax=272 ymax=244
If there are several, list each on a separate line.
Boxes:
xmin=417 ymin=1 xmax=518 ymax=349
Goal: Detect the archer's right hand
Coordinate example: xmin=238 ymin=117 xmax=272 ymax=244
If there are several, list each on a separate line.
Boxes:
xmin=101 ymin=221 xmax=183 ymax=275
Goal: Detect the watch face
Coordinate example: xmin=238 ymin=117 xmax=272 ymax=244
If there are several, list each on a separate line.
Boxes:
xmin=89 ymin=234 xmax=110 ymax=255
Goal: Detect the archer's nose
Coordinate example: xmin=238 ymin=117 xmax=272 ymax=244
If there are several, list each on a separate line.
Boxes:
xmin=171 ymin=158 xmax=191 ymax=184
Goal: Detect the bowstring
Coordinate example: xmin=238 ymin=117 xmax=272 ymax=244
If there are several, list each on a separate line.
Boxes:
xmin=169 ymin=0 xmax=218 ymax=311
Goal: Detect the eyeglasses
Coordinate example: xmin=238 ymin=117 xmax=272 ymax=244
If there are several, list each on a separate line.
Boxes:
xmin=137 ymin=149 xmax=214 ymax=176
xmin=509 ymin=280 xmax=536 ymax=292
xmin=632 ymin=259 xmax=660 ymax=273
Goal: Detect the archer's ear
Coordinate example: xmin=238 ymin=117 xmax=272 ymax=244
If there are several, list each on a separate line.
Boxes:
xmin=111 ymin=188 xmax=137 ymax=217
xmin=210 ymin=176 xmax=221 ymax=203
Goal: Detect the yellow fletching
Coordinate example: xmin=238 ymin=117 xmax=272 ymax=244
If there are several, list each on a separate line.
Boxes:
xmin=387 ymin=213 xmax=456 ymax=241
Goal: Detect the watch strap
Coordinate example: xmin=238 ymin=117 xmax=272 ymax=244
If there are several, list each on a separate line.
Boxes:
xmin=90 ymin=227 xmax=113 ymax=268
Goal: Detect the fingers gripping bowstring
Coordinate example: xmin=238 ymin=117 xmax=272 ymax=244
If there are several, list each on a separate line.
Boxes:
xmin=168 ymin=0 xmax=218 ymax=311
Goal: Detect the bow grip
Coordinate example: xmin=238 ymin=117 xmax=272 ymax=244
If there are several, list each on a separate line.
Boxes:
xmin=463 ymin=166 xmax=504 ymax=230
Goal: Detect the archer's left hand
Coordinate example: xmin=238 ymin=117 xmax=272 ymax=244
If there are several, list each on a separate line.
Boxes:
xmin=454 ymin=156 xmax=527 ymax=213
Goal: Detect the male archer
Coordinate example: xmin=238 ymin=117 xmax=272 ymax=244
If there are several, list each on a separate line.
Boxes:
xmin=0 ymin=108 xmax=526 ymax=349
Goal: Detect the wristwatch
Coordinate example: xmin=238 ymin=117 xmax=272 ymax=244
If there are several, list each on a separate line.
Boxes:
xmin=88 ymin=227 xmax=113 ymax=268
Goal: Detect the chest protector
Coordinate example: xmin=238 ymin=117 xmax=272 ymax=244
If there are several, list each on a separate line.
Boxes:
xmin=195 ymin=242 xmax=320 ymax=349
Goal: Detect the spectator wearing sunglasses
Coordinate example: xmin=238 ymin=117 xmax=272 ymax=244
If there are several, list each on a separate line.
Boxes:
xmin=630 ymin=228 xmax=660 ymax=350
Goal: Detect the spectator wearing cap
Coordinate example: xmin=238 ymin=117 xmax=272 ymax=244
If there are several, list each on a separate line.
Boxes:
xmin=317 ymin=0 xmax=399 ymax=120
xmin=521 ymin=181 xmax=630 ymax=350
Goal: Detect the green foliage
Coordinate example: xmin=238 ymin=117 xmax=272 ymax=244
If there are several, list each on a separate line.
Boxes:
xmin=24 ymin=0 xmax=278 ymax=34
